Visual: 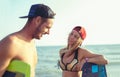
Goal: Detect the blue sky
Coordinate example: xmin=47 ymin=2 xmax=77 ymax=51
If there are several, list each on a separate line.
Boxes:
xmin=0 ymin=0 xmax=120 ymax=46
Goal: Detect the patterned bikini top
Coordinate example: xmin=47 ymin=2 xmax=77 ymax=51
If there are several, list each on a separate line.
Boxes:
xmin=58 ymin=48 xmax=79 ymax=72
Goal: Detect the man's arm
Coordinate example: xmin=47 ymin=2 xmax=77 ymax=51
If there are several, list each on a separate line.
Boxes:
xmin=0 ymin=55 xmax=11 ymax=76
xmin=0 ymin=37 xmax=15 ymax=76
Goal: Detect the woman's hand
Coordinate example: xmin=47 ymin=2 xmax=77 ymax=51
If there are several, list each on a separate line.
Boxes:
xmin=60 ymin=48 xmax=67 ymax=54
xmin=76 ymin=58 xmax=86 ymax=71
xmin=69 ymin=39 xmax=81 ymax=51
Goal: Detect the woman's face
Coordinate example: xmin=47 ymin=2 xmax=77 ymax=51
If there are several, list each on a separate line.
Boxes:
xmin=68 ymin=30 xmax=81 ymax=46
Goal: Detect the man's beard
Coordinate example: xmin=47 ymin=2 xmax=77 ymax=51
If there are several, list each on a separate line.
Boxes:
xmin=32 ymin=33 xmax=42 ymax=40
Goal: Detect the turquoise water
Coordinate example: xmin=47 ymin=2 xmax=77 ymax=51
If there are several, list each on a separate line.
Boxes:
xmin=35 ymin=44 xmax=120 ymax=77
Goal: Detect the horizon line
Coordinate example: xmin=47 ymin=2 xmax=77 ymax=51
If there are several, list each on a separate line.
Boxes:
xmin=36 ymin=43 xmax=120 ymax=47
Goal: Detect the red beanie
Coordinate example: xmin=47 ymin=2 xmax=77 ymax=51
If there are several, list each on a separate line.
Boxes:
xmin=73 ymin=26 xmax=86 ymax=40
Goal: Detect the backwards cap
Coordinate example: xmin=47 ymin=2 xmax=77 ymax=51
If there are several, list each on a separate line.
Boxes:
xmin=73 ymin=26 xmax=86 ymax=40
xmin=20 ymin=4 xmax=56 ymax=18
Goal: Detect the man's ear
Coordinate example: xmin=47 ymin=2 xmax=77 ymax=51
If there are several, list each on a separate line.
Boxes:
xmin=34 ymin=16 xmax=42 ymax=25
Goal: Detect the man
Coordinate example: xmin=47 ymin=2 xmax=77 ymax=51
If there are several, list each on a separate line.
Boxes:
xmin=0 ymin=4 xmax=55 ymax=77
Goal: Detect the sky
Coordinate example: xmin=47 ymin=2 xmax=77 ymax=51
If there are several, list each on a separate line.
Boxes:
xmin=0 ymin=0 xmax=120 ymax=46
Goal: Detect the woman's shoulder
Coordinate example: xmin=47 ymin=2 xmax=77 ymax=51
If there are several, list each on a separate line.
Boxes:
xmin=78 ymin=47 xmax=89 ymax=53
xmin=78 ymin=47 xmax=87 ymax=51
xmin=78 ymin=47 xmax=94 ymax=55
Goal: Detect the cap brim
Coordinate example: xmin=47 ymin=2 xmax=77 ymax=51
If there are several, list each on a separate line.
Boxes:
xmin=19 ymin=16 xmax=28 ymax=18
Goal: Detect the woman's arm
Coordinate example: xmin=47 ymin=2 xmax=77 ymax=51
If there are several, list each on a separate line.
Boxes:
xmin=85 ymin=55 xmax=108 ymax=65
xmin=77 ymin=48 xmax=108 ymax=71
xmin=79 ymin=48 xmax=108 ymax=65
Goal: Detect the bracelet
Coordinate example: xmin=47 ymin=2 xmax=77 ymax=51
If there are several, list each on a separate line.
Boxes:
xmin=85 ymin=58 xmax=89 ymax=62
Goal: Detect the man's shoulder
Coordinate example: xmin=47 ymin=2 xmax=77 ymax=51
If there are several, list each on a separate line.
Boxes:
xmin=2 ymin=34 xmax=17 ymax=43
xmin=0 ymin=34 xmax=18 ymax=57
xmin=0 ymin=33 xmax=20 ymax=49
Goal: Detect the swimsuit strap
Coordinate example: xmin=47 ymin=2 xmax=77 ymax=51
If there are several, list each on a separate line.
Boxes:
xmin=74 ymin=48 xmax=79 ymax=59
xmin=61 ymin=53 xmax=65 ymax=58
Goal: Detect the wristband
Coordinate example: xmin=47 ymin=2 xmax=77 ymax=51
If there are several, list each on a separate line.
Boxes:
xmin=85 ymin=58 xmax=89 ymax=62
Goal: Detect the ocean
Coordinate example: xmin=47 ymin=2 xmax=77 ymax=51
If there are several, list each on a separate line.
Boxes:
xmin=35 ymin=44 xmax=120 ymax=77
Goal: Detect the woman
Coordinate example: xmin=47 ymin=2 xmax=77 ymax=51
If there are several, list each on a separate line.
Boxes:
xmin=58 ymin=26 xmax=108 ymax=77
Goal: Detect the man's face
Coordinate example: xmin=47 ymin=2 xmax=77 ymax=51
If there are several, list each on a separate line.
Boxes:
xmin=33 ymin=19 xmax=54 ymax=39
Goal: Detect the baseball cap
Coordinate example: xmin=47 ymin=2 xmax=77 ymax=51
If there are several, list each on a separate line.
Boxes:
xmin=20 ymin=4 xmax=56 ymax=18
xmin=73 ymin=26 xmax=86 ymax=40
